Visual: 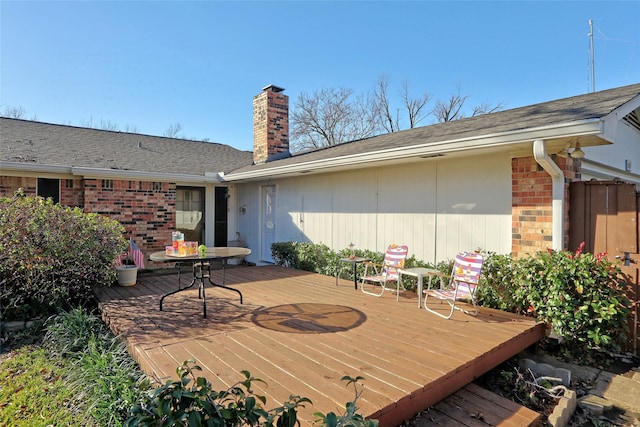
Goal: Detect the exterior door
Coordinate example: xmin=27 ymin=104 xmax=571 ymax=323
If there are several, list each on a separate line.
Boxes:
xmin=569 ymin=181 xmax=639 ymax=353
xmin=176 ymin=187 xmax=204 ymax=244
xmin=214 ymin=187 xmax=228 ymax=247
xmin=261 ymin=185 xmax=276 ymax=263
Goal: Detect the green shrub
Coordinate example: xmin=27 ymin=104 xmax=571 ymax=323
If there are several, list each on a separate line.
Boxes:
xmin=513 ymin=244 xmax=631 ymax=352
xmin=0 ymin=191 xmax=127 ymax=321
xmin=477 ymin=252 xmax=529 ymax=313
xmin=271 ymin=241 xmax=341 ymax=276
xmin=126 ymin=360 xmax=376 ymax=427
xmin=272 ymin=241 xmax=631 ymax=352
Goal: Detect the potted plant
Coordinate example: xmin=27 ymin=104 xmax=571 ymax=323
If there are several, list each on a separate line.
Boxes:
xmin=114 ymin=239 xmax=142 ymax=286
xmin=115 ymin=260 xmax=138 ymax=287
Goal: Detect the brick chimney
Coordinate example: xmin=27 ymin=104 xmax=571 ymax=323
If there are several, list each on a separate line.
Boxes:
xmin=253 ymin=85 xmax=290 ymax=164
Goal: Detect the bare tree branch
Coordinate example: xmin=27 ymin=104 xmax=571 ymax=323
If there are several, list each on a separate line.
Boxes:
xmin=123 ymin=124 xmax=139 ymax=133
xmin=433 ymin=84 xmax=469 ymax=123
xmin=433 ymin=84 xmax=504 ymax=123
xmin=99 ymin=119 xmax=119 ymax=131
xmin=374 ymin=74 xmax=399 ymax=133
xmin=2 ymin=105 xmax=27 ymax=119
xmin=471 ymin=101 xmax=505 ymax=117
xmin=290 ymin=87 xmax=379 ymax=152
xmin=163 ymin=122 xmax=183 ymax=138
xmin=401 ymin=80 xmax=430 ymax=129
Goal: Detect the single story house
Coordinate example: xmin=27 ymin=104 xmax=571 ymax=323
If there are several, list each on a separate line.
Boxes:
xmin=1 ymin=83 xmax=639 ymax=266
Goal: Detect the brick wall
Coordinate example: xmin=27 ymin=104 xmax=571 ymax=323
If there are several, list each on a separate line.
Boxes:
xmin=512 ymin=155 xmax=581 ymax=258
xmin=83 ymin=178 xmax=176 ymax=256
xmin=1 ymin=175 xmax=176 ymax=260
xmin=60 ymin=178 xmax=84 ymax=207
xmin=253 ymin=86 xmax=289 ymax=164
xmin=0 ymin=176 xmax=36 ymax=196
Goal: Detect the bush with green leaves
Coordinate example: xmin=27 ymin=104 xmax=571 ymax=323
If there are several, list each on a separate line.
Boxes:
xmin=476 ymin=252 xmax=527 ymax=313
xmin=0 ymin=191 xmax=127 ymax=321
xmin=271 ymin=242 xmax=445 ymax=291
xmin=271 ymin=241 xmax=340 ymax=276
xmin=513 ymin=244 xmax=631 ymax=352
xmin=272 ymin=241 xmax=631 ymax=353
xmin=126 ymin=360 xmax=377 ymax=427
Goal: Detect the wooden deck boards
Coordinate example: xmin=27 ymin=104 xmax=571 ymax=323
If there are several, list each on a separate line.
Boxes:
xmin=94 ymin=265 xmax=544 ymax=426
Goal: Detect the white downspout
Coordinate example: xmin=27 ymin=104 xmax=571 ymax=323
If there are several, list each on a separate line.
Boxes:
xmin=533 ymin=139 xmax=564 ymax=251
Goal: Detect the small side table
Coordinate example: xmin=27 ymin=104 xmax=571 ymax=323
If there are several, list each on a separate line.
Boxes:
xmin=398 ymin=267 xmax=445 ymax=308
xmin=336 ymin=257 xmax=370 ymax=290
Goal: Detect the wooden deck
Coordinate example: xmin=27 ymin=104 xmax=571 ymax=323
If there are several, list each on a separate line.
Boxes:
xmin=94 ymin=265 xmax=545 ymax=426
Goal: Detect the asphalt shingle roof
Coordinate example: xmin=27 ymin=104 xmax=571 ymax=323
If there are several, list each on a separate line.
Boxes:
xmin=230 ymin=83 xmax=640 ymax=174
xmin=0 ymin=120 xmax=254 ymax=175
xmin=2 ymin=83 xmax=638 ymax=178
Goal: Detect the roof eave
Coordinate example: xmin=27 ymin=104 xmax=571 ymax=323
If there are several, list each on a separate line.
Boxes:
xmin=0 ymin=162 xmax=225 ymax=184
xmin=224 ymin=119 xmax=604 ymax=181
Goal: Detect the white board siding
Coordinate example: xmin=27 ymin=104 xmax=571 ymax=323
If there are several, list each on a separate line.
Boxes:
xmin=236 ymin=152 xmax=512 ymax=264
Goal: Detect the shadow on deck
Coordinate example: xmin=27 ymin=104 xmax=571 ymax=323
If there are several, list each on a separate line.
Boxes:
xmin=95 ymin=264 xmax=545 ymax=426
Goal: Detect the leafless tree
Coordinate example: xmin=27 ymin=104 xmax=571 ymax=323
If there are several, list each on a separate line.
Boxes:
xmin=432 ymin=85 xmax=469 ymax=123
xmin=374 ymin=75 xmax=431 ymax=132
xmin=470 ymin=101 xmax=504 ymax=117
xmin=163 ymin=122 xmax=183 ymax=138
xmin=2 ymin=105 xmax=27 ymax=119
xmin=79 ymin=116 xmax=119 ymax=131
xmin=290 ymin=87 xmax=379 ymax=152
xmin=433 ymin=84 xmax=504 ymax=123
xmin=123 ymin=124 xmax=139 ymax=133
xmin=401 ymin=80 xmax=431 ymax=129
xmin=99 ymin=119 xmax=119 ymax=131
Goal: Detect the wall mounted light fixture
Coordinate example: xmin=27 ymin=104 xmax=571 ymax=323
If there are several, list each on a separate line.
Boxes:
xmin=569 ymin=142 xmax=585 ymax=159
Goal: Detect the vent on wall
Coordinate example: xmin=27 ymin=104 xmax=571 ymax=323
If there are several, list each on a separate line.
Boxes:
xmin=622 ymin=107 xmax=640 ymax=132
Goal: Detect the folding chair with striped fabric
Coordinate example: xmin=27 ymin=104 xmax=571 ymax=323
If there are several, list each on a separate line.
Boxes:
xmin=424 ymin=252 xmax=484 ymax=319
xmin=360 ymin=244 xmax=409 ymax=301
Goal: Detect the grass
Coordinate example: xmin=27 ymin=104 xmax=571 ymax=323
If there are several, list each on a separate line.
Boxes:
xmin=0 ymin=341 xmax=83 ymax=426
xmin=0 ymin=308 xmax=152 ymax=427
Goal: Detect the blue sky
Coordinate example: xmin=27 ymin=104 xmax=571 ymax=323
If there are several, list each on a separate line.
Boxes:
xmin=2 ymin=1 xmax=639 ymax=152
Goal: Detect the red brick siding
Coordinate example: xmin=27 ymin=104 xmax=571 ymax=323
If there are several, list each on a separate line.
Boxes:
xmin=60 ymin=178 xmax=84 ymax=207
xmin=0 ymin=176 xmax=37 ymax=196
xmin=511 ymin=156 xmax=580 ymax=258
xmin=83 ymin=179 xmax=176 ymax=256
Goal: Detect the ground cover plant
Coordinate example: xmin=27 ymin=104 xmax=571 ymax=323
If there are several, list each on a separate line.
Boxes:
xmin=0 ymin=323 xmax=83 ymax=426
xmin=0 ymin=308 xmax=152 ymax=426
xmin=44 ymin=307 xmax=153 ymax=425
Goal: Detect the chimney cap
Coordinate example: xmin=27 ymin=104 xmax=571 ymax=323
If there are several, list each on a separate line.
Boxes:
xmin=262 ymin=84 xmax=285 ymax=93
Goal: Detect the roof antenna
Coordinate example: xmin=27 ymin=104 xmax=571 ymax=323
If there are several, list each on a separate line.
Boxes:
xmin=588 ymin=19 xmax=595 ymax=93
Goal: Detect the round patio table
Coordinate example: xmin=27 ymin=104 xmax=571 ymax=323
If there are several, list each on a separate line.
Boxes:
xmin=150 ymin=246 xmax=251 ymax=318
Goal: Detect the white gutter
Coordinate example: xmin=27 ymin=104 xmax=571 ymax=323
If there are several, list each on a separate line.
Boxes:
xmin=533 ymin=139 xmax=564 ymax=251
xmin=225 ymin=119 xmax=603 ymax=181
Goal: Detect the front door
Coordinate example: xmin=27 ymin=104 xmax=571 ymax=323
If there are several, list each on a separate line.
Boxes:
xmin=261 ymin=185 xmax=276 ymax=263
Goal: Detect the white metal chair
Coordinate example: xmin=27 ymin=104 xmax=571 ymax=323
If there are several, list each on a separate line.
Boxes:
xmin=360 ymin=244 xmax=409 ymax=301
xmin=424 ymin=252 xmax=484 ymax=319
